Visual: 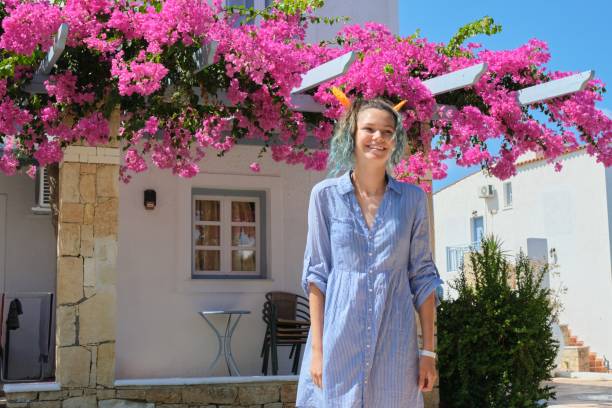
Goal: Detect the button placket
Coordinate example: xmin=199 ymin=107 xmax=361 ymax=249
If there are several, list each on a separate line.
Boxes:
xmin=365 ymin=238 xmax=376 ymax=382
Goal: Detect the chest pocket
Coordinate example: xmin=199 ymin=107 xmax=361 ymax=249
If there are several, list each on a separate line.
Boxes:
xmin=330 ymin=217 xmax=358 ymax=270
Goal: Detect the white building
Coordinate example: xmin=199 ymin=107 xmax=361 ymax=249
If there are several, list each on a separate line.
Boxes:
xmin=0 ymin=0 xmax=399 ymax=381
xmin=433 ymin=147 xmax=612 ymax=363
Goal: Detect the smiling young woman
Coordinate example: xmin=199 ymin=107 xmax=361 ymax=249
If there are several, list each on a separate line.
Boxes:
xmin=296 ymin=98 xmax=443 ymax=407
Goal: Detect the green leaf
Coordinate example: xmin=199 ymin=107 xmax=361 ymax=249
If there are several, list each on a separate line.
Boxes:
xmin=442 ymin=16 xmax=502 ymax=58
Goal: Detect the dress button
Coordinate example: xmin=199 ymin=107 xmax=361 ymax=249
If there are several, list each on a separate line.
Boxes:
xmin=367 ymin=326 xmax=371 ymax=330
xmin=368 ymin=289 xmax=373 ymax=292
xmin=366 ymin=344 xmax=370 ymax=348
xmin=368 ymin=308 xmax=372 ymax=312
xmin=368 ymin=252 xmax=372 ymax=256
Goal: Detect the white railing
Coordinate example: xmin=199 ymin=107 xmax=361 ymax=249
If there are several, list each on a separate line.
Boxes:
xmin=445 ymin=242 xmax=481 ymax=273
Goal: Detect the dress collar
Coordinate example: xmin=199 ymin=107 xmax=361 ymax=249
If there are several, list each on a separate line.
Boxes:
xmin=337 ymin=170 xmax=401 ymax=195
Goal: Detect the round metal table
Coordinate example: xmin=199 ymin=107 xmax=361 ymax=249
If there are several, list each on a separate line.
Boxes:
xmin=199 ymin=310 xmax=250 ymax=376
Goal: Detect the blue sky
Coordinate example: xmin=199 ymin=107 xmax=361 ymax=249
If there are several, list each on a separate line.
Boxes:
xmin=398 ymin=0 xmax=612 ymax=192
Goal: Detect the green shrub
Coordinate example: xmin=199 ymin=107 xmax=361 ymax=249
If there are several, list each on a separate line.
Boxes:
xmin=438 ymin=236 xmax=558 ymax=408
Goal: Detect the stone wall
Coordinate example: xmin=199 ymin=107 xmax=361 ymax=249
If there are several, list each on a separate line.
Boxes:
xmin=55 ymin=146 xmax=119 ymax=392
xmin=6 ymin=381 xmax=297 ymax=408
xmin=560 ymin=347 xmax=591 ymax=372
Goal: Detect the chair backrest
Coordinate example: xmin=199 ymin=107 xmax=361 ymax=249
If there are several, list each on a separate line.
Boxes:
xmin=265 ymin=291 xmax=309 ymax=321
xmin=265 ymin=292 xmax=297 ymax=320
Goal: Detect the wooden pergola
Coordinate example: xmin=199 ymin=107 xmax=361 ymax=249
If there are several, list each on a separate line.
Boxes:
xmin=27 ymin=24 xmax=594 ymax=111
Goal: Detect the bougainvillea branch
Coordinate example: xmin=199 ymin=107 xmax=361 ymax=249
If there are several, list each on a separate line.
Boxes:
xmin=0 ymin=1 xmax=610 ymax=190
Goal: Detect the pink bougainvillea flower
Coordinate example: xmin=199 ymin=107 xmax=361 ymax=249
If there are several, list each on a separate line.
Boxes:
xmin=26 ymin=165 xmax=38 ymax=180
xmin=0 ymin=2 xmax=62 ymax=55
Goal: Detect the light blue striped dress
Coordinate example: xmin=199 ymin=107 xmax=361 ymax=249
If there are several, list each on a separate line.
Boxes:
xmin=296 ymin=170 xmax=443 ymax=408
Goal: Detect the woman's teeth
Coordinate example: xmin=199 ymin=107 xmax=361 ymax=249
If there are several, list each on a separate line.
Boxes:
xmin=367 ymin=145 xmax=385 ymax=150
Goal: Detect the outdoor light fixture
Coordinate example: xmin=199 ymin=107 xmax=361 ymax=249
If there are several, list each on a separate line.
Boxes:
xmin=144 ymin=189 xmax=156 ymax=210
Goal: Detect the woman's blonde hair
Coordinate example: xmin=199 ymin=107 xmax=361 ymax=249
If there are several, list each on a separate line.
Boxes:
xmin=327 ymin=98 xmax=407 ymax=177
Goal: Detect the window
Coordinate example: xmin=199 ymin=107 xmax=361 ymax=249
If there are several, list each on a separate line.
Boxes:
xmin=446 ymin=245 xmax=471 ymax=273
xmin=503 ymin=182 xmax=513 ymax=208
xmin=471 ymin=216 xmax=484 ymax=247
xmin=192 ymin=188 xmax=267 ymax=279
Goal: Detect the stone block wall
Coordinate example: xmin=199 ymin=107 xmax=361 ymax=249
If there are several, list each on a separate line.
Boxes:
xmin=560 ymin=346 xmax=591 ymax=372
xmin=55 ymin=146 xmax=119 ymax=391
xmin=6 ymin=381 xmax=298 ymax=408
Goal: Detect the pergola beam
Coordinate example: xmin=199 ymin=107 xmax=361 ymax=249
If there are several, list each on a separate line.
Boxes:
xmin=192 ymin=55 xmax=595 ymax=117
xmin=23 ymin=23 xmax=69 ymax=94
xmin=191 ymin=49 xmax=354 ymax=112
xmin=192 ymin=41 xmax=218 ymax=73
xmin=422 ymin=63 xmax=487 ymax=96
xmin=192 ymin=88 xmax=325 ymax=113
xmin=289 ymin=94 xmax=325 ymax=113
xmin=517 ymin=71 xmax=594 ymax=105
xmin=291 ymin=52 xmax=355 ymax=95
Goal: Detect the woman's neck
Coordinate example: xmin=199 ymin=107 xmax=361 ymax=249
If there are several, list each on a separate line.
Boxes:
xmin=352 ymin=163 xmax=387 ymax=197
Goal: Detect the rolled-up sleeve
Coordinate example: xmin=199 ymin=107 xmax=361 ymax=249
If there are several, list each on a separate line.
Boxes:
xmin=408 ymin=190 xmax=444 ymax=309
xmin=301 ymin=186 xmax=331 ymax=296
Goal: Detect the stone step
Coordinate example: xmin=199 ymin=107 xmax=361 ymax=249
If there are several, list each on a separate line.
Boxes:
xmin=561 ymin=345 xmax=591 ymax=372
xmin=560 ymin=325 xmax=609 ymax=374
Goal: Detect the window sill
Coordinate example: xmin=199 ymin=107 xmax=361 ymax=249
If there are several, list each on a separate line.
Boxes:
xmin=3 ymin=381 xmax=60 ymax=393
xmin=115 ymin=375 xmax=298 ymax=387
xmin=31 ymin=206 xmax=51 ymax=215
xmin=178 ymin=277 xmax=277 ymax=293
xmin=191 ymin=276 xmax=273 ymax=281
xmin=502 ymin=205 xmax=513 ymax=211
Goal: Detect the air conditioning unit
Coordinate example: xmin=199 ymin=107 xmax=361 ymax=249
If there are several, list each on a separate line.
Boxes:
xmin=32 ymin=167 xmax=51 ymax=214
xmin=478 ymin=184 xmax=494 ymax=198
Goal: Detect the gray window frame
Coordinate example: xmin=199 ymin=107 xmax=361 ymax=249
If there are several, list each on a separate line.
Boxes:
xmin=191 ymin=188 xmax=267 ymax=279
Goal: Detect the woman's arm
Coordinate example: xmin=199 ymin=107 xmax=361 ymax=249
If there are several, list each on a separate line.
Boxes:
xmin=301 ymin=186 xmax=331 ymax=388
xmin=418 ymin=291 xmax=436 ymax=352
xmin=417 ymin=291 xmax=437 ymax=392
xmin=309 ymin=283 xmax=325 ymax=388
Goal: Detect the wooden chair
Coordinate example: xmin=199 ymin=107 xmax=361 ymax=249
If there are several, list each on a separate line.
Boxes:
xmin=261 ymin=291 xmax=310 ymax=375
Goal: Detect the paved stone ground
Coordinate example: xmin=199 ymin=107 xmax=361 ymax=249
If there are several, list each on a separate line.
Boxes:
xmin=547 ymin=378 xmax=612 ymax=407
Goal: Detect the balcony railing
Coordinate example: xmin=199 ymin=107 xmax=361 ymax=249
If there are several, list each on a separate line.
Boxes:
xmin=445 ymin=242 xmax=481 ymax=273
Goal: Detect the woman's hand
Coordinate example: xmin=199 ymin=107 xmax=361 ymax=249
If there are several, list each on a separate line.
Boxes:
xmin=417 ymin=292 xmax=437 ymax=392
xmin=418 ymin=355 xmax=437 ymax=392
xmin=310 ymin=349 xmax=323 ymax=388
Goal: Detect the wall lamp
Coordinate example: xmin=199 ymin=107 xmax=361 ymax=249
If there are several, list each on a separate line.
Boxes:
xmin=144 ymin=189 xmax=156 ymax=210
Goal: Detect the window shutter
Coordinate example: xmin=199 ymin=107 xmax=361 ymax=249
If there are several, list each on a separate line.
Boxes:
xmin=40 ymin=167 xmax=51 ymax=207
xmin=32 ymin=167 xmax=52 ymax=214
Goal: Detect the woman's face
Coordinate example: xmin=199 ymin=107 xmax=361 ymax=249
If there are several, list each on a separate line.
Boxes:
xmin=354 ymin=108 xmax=396 ymax=165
